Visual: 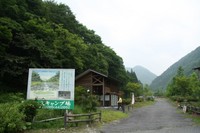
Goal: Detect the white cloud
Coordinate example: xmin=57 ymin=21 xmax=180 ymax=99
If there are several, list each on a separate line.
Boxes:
xmin=56 ymin=0 xmax=200 ymax=75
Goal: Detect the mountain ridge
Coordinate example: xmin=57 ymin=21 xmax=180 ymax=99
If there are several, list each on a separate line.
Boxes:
xmin=150 ymin=46 xmax=200 ymax=90
xmin=126 ymin=65 xmax=157 ymax=85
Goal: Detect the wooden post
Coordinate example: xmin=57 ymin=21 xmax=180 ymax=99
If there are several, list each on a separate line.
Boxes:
xmin=88 ymin=113 xmax=91 ymax=126
xmin=103 ymin=77 xmax=105 ymax=107
xmin=122 ymin=104 xmax=125 ymax=113
xmin=64 ymin=110 xmax=68 ymax=128
xmin=99 ymin=111 xmax=102 ymax=122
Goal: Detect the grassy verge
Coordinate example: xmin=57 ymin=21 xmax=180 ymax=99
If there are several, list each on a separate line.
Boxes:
xmin=101 ymin=100 xmax=155 ymax=123
xmin=25 ymin=110 xmax=127 ymax=133
xmin=168 ymin=98 xmax=200 ymax=125
xmin=133 ymin=100 xmax=155 ymax=108
xmin=186 ymin=114 xmax=200 ymax=125
xmin=101 ymin=109 xmax=128 ymax=123
xmin=26 ymin=100 xmax=156 ymax=132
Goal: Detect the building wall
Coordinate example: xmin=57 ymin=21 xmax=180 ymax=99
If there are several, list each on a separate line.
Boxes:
xmin=75 ymin=71 xmax=120 ymax=106
xmin=75 ymin=72 xmax=92 ymax=90
xmin=105 ymin=79 xmax=120 ymax=94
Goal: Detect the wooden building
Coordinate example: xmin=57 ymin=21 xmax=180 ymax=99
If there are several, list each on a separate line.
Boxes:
xmin=75 ymin=69 xmax=121 ymax=107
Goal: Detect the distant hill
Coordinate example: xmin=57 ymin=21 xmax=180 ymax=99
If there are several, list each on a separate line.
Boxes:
xmin=150 ymin=46 xmax=200 ymax=91
xmin=126 ymin=66 xmax=157 ymax=85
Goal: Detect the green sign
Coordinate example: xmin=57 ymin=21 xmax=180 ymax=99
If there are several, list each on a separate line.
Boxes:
xmin=38 ymin=100 xmax=74 ymax=109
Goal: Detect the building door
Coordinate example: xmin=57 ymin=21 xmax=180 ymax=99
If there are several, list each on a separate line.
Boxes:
xmin=111 ymin=95 xmax=118 ymax=106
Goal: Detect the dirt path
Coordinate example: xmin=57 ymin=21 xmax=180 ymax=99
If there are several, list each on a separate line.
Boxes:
xmin=99 ymin=98 xmax=200 ymax=133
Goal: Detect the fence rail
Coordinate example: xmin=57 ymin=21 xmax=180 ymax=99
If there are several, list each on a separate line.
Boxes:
xmin=34 ymin=116 xmax=63 ymax=123
xmin=64 ymin=112 xmax=101 ymax=128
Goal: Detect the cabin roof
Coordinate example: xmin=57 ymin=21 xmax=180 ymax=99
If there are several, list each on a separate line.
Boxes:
xmin=75 ymin=69 xmax=107 ymax=80
xmin=75 ymin=69 xmax=121 ymax=83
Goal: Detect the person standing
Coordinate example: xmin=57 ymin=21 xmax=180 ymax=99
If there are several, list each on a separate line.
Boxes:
xmin=117 ymin=97 xmax=123 ymax=110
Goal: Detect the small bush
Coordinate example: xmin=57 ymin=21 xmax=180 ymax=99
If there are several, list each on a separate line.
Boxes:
xmin=146 ymin=96 xmax=155 ymax=101
xmin=0 ymin=103 xmax=26 ymax=133
xmin=185 ymin=96 xmax=199 ymax=102
xmin=75 ymin=86 xmax=99 ymax=113
xmin=82 ymin=94 xmax=99 ymax=112
xmin=170 ymin=96 xmax=199 ymax=102
xmin=34 ymin=109 xmax=65 ymax=121
xmin=73 ymin=105 xmax=84 ymax=114
xmin=19 ymin=100 xmax=41 ymax=122
xmin=0 ymin=93 xmax=24 ymax=103
xmin=135 ymin=97 xmax=144 ymax=102
xmin=170 ymin=96 xmax=185 ymax=102
xmin=123 ymin=98 xmax=131 ymax=105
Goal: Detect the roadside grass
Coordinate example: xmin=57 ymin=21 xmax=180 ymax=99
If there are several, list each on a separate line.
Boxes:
xmin=168 ymin=98 xmax=200 ymax=125
xmin=0 ymin=91 xmax=156 ymax=133
xmin=101 ymin=100 xmax=155 ymax=123
xmin=26 ymin=100 xmax=156 ymax=132
xmin=186 ymin=114 xmax=200 ymax=125
xmin=133 ymin=100 xmax=155 ymax=108
xmin=177 ymin=109 xmax=200 ymax=125
xmin=26 ymin=109 xmax=128 ymax=133
xmin=101 ymin=109 xmax=128 ymax=123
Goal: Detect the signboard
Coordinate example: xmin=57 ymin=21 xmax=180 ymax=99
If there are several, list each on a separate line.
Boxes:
xmin=27 ymin=69 xmax=75 ymax=109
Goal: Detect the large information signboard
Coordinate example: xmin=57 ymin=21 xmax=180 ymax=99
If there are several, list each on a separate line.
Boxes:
xmin=27 ymin=69 xmax=75 ymax=109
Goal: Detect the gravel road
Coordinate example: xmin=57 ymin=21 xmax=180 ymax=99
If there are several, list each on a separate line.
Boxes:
xmin=99 ymin=98 xmax=200 ymax=133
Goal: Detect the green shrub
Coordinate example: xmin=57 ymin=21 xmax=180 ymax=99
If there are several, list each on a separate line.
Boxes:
xmin=135 ymin=97 xmax=144 ymax=102
xmin=19 ymin=100 xmax=41 ymax=122
xmin=170 ymin=96 xmax=199 ymax=102
xmin=73 ymin=105 xmax=84 ymax=114
xmin=75 ymin=86 xmax=99 ymax=112
xmin=82 ymin=94 xmax=99 ymax=112
xmin=0 ymin=103 xmax=26 ymax=133
xmin=34 ymin=109 xmax=65 ymax=121
xmin=170 ymin=96 xmax=185 ymax=102
xmin=146 ymin=96 xmax=155 ymax=101
xmin=123 ymin=98 xmax=131 ymax=105
xmin=0 ymin=93 xmax=24 ymax=103
xmin=185 ymin=96 xmax=199 ymax=102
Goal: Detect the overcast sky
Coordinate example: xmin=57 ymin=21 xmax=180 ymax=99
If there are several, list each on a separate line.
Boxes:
xmin=55 ymin=0 xmax=200 ymax=76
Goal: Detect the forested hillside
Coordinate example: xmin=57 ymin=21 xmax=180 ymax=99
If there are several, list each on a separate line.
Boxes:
xmin=126 ymin=66 xmax=157 ymax=85
xmin=150 ymin=46 xmax=200 ymax=91
xmin=0 ymin=0 xmax=128 ymax=91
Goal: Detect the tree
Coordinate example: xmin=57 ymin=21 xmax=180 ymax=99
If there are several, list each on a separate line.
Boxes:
xmin=0 ymin=0 xmax=129 ymax=92
xmin=166 ymin=67 xmax=189 ymax=96
xmin=143 ymin=84 xmax=153 ymax=97
xmin=125 ymin=82 xmax=142 ymax=97
xmin=126 ymin=69 xmax=139 ymax=83
xmin=189 ymin=72 xmax=200 ymax=100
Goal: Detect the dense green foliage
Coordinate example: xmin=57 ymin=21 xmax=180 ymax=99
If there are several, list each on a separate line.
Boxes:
xmin=0 ymin=0 xmax=128 ymax=92
xmin=0 ymin=92 xmax=24 ymax=103
xmin=0 ymin=93 xmax=41 ymax=132
xmin=124 ymin=70 xmax=153 ymax=102
xmin=166 ymin=67 xmax=200 ymax=102
xmin=19 ymin=100 xmax=41 ymax=122
xmin=75 ymin=86 xmax=99 ymax=112
xmin=151 ymin=46 xmax=200 ymax=91
xmin=126 ymin=69 xmax=139 ymax=83
xmin=125 ymin=82 xmax=142 ymax=97
xmin=123 ymin=82 xmax=142 ymax=104
xmin=0 ymin=103 xmax=26 ymax=133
